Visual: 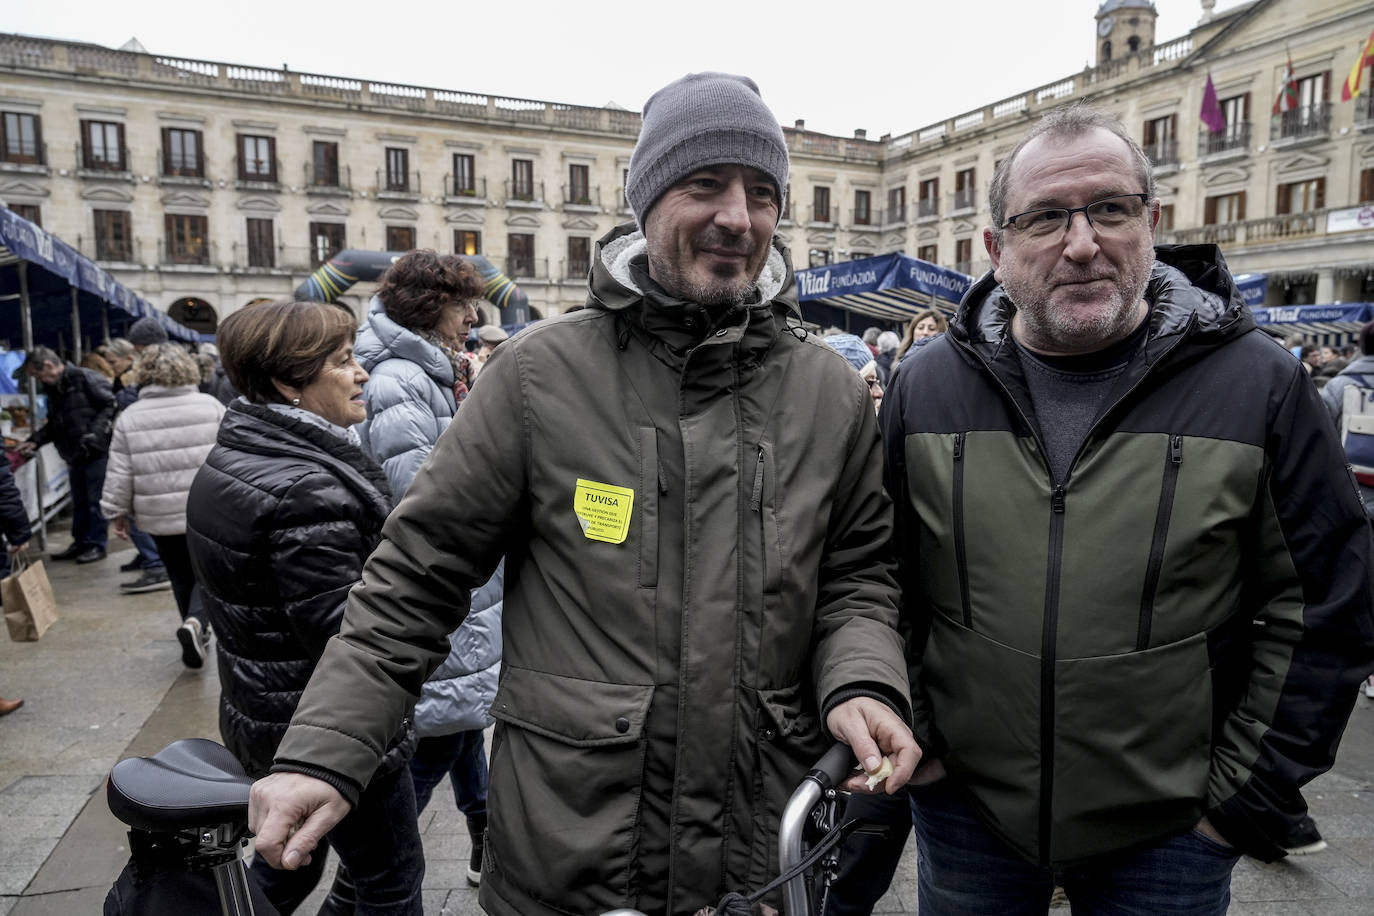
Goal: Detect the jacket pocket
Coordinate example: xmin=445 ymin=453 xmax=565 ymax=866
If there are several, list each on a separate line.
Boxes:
xmin=1137 ymin=435 xmax=1182 ymax=650
xmin=487 ymin=666 xmax=654 ymax=912
xmin=750 ymin=444 xmax=784 ymax=597
xmin=638 ymin=427 xmax=660 ymax=588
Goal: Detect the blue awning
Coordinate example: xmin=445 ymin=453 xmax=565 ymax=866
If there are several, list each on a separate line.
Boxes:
xmin=1251 ymin=302 xmax=1374 ymax=345
xmin=1233 ymin=273 xmax=1267 ymax=308
xmin=795 ymin=253 xmax=975 ymax=325
xmin=0 ymin=208 xmax=198 ymax=347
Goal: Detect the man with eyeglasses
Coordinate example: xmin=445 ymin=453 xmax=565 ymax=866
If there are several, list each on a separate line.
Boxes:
xmin=873 ymin=107 xmax=1374 ymax=915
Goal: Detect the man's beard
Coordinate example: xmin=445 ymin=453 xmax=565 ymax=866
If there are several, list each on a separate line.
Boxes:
xmin=648 ymin=233 xmax=760 ymax=307
xmin=1006 ymin=244 xmax=1153 ymax=352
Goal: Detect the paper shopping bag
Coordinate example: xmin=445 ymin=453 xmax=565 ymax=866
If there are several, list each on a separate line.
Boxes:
xmin=3 ymin=554 xmax=58 ymax=641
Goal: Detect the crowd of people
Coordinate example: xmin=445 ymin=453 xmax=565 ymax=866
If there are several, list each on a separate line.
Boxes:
xmin=2 ymin=71 xmax=1373 ymax=916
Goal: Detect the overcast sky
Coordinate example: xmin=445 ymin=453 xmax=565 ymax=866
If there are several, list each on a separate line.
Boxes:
xmin=7 ymin=0 xmax=1249 ymax=138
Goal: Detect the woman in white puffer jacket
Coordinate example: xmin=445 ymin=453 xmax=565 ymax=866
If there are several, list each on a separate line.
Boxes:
xmin=100 ymin=343 xmax=225 ymax=668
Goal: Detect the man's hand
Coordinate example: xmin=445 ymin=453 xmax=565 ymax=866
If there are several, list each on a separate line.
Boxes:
xmin=248 ymin=773 xmax=351 ymax=869
xmin=111 ymin=516 xmax=130 ymax=540
xmin=1194 ymin=815 xmax=1234 ymax=849
xmin=826 ymin=696 xmax=921 ymax=794
xmin=8 ymin=540 xmax=28 ymax=555
xmin=15 ymin=442 xmax=36 ymax=457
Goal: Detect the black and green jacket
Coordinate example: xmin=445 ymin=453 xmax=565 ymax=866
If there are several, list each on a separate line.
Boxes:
xmin=881 ymin=244 xmax=1374 ymax=866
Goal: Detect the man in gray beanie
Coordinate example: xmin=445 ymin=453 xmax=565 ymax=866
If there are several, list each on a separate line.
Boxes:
xmin=251 ymin=72 xmax=917 ymax=916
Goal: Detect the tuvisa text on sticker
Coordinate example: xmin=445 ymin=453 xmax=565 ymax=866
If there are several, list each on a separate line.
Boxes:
xmin=573 ymin=478 xmax=635 ymax=544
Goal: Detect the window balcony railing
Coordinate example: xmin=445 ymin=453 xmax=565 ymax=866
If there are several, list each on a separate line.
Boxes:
xmin=563 ymin=258 xmax=591 ymax=280
xmin=1198 ymin=122 xmax=1251 ymax=157
xmin=953 ymin=189 xmax=976 ymax=212
xmin=809 ymin=205 xmax=837 ymax=225
xmin=76 ymin=142 xmax=130 ymax=174
xmin=89 ymin=237 xmax=139 ymax=263
xmin=230 ymin=239 xmax=278 ymax=270
xmin=502 ymin=255 xmax=548 ymax=279
xmin=780 ymin=199 xmax=793 ymax=223
xmin=445 ymin=174 xmax=486 ymax=199
xmin=918 ymin=199 xmax=939 ymax=219
xmin=851 ymin=208 xmax=874 ymax=226
xmin=562 ymin=184 xmax=600 ymax=208
xmin=1163 ymin=208 xmax=1330 ymax=247
xmin=305 ymin=162 xmax=351 ymax=191
xmin=377 ymin=169 xmax=421 ymax=195
xmin=158 ymin=148 xmax=204 ymax=179
xmin=159 ymin=237 xmax=214 ymax=267
xmin=1358 ymin=94 xmax=1374 ymax=126
xmin=1143 ymin=139 xmax=1178 ymax=167
xmin=954 ymin=260 xmax=973 ymax=276
xmin=233 ymin=156 xmax=281 ymax=186
xmin=504 ymin=179 xmax=544 ymax=206
xmin=614 ymin=186 xmax=634 ymax=216
xmin=1 ymin=141 xmax=47 ymax=167
xmin=883 ymin=204 xmax=907 ymax=225
xmin=1271 ymin=103 xmax=1331 ymax=142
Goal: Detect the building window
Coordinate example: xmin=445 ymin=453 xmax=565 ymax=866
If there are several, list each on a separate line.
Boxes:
xmin=567 ymin=236 xmax=591 ymax=278
xmin=917 ymin=244 xmax=938 ymax=263
xmin=853 ymin=189 xmax=871 ymax=225
xmin=1204 ymin=192 xmax=1246 ymax=224
xmin=1203 ymin=95 xmax=1251 ymax=155
xmin=161 ymin=128 xmax=202 ymax=177
xmin=782 ymin=183 xmax=792 ymax=221
xmin=238 ymin=134 xmax=276 ymax=182
xmin=165 ymin=214 xmax=208 ymax=265
xmin=8 ymin=203 xmax=40 ymax=226
xmin=93 ymin=209 xmax=132 ymax=261
xmin=453 ymin=153 xmax=475 ymax=195
xmin=954 ymin=168 xmax=976 ymax=211
xmin=309 ymin=222 xmax=345 ymax=267
xmin=1127 ymin=36 xmax=1140 ymax=53
xmin=954 ymin=238 xmax=973 ymax=274
xmin=887 ymin=186 xmax=906 ymax=223
xmin=511 ymin=159 xmax=534 ymax=201
xmin=1276 ymin=177 xmax=1325 ymax=215
xmin=1156 ymin=203 xmax=1175 ymax=234
xmin=455 ymin=230 xmax=481 ymax=255
xmin=385 ymin=148 xmax=410 ymax=192
xmin=808 ymin=249 xmax=832 ymax=268
xmin=246 ymin=217 xmax=274 ymax=268
xmin=621 ymin=167 xmax=630 ymax=210
xmin=812 ymin=186 xmax=831 ymax=223
xmin=507 ymin=233 xmax=535 ymax=276
xmin=1142 ymin=114 xmax=1178 ymax=166
xmin=568 ymin=163 xmax=591 ymax=205
xmin=1276 ymin=72 xmax=1332 ymax=139
xmin=82 ymin=120 xmax=125 ymax=171
xmin=385 ymin=225 xmax=416 ymax=251
xmin=918 ymin=178 xmax=939 ymax=217
xmin=1 ymin=112 xmax=42 ymax=164
xmin=1360 ymin=168 xmax=1374 ymax=203
xmin=312 ymin=141 xmax=339 ymax=186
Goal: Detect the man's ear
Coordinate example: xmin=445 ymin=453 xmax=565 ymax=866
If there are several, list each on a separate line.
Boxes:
xmin=983 ymin=227 xmax=1003 ymax=281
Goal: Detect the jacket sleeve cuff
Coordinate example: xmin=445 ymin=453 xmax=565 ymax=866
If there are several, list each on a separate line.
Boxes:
xmin=820 ymin=682 xmax=911 ymax=732
xmin=268 ymin=761 xmax=362 ymax=809
xmin=1205 ymin=798 xmax=1287 ymax=863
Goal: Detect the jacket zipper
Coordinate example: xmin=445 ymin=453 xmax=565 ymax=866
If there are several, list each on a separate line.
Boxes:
xmin=1137 ymin=435 xmax=1182 ymax=651
xmin=1038 ymin=484 xmax=1067 ymax=863
xmin=953 ymin=433 xmax=972 ymax=628
xmin=750 ymin=446 xmax=765 ymax=512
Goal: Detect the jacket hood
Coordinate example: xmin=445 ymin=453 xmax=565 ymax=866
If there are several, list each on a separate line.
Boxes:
xmin=952 ymin=244 xmax=1252 ymax=356
xmin=217 ymin=400 xmax=393 ymax=522
xmin=587 ymin=221 xmax=796 ymax=315
xmin=356 ymin=295 xmax=454 ymax=388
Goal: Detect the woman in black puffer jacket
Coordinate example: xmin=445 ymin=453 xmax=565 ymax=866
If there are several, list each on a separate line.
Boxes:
xmin=186 ymin=299 xmax=423 ymax=916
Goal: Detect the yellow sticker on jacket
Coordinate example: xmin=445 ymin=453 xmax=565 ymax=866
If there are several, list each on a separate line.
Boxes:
xmin=573 ymin=478 xmax=634 ymax=544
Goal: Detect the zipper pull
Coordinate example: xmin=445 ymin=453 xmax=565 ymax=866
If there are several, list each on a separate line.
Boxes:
xmin=1170 ymin=435 xmax=1183 ymax=465
xmin=658 ymin=465 xmax=668 ymax=495
xmin=1051 ymin=486 xmax=1066 ymax=514
xmin=750 ymin=447 xmax=765 ymax=511
xmin=953 ymin=432 xmax=964 ymax=460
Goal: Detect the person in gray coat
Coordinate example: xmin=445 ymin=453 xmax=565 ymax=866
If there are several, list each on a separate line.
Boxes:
xmin=354 ymin=250 xmax=500 ymax=885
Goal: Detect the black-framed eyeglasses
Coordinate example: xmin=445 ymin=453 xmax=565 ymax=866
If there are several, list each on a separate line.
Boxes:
xmin=1002 ymin=194 xmax=1152 ymax=241
xmin=865 ymin=376 xmax=882 ymax=390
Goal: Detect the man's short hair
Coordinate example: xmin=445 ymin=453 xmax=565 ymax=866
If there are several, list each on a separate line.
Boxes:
xmin=988 ymin=105 xmax=1157 ymax=236
xmin=1360 ymin=320 xmax=1374 ymax=356
xmin=861 ymin=327 xmax=881 ymax=345
xmin=20 ymin=345 xmax=61 ymax=373
xmin=102 ymin=338 xmax=136 ymax=362
xmin=217 ymin=299 xmax=356 ymax=405
xmin=376 ymin=250 xmax=484 ymax=334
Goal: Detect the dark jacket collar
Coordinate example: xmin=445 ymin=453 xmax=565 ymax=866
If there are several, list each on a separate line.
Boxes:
xmin=218 ymin=400 xmax=393 ymax=522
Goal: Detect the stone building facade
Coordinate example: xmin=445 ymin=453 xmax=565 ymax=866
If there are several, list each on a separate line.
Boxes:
xmin=0 ymin=0 xmax=1371 ymax=332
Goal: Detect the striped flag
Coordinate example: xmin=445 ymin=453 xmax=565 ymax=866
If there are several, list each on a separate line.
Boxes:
xmin=1273 ymin=53 xmax=1299 ymax=114
xmin=1340 ymin=28 xmax=1374 ymax=102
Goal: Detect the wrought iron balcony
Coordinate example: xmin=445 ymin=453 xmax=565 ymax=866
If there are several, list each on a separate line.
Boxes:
xmin=1198 ymin=122 xmax=1251 ymax=158
xmin=445 ymin=174 xmax=485 ymax=199
xmin=504 ymin=179 xmax=544 ymax=206
xmin=1271 ymin=103 xmax=1331 ymax=142
xmin=1143 ymin=139 xmax=1178 ymax=167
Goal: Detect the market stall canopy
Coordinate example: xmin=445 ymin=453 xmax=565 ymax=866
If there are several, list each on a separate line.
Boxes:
xmin=1251 ymin=302 xmax=1374 ymax=345
xmin=795 ymin=253 xmax=975 ymax=329
xmin=1233 ymin=273 xmax=1267 ymax=308
xmin=0 ymin=208 xmax=198 ymax=350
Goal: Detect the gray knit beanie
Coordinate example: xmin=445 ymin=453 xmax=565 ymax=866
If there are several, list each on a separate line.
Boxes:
xmin=128 ymin=316 xmax=169 ymax=347
xmin=627 ymin=72 xmax=790 ymax=229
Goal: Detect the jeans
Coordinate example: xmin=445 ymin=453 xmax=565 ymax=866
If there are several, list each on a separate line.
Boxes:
xmin=910 ymin=781 xmax=1239 ymax=916
xmin=409 ymin=729 xmax=488 ymax=818
xmin=250 ymin=763 xmax=424 ymax=915
xmin=69 ymin=458 xmax=108 ymax=550
xmin=128 ymin=520 xmax=164 ymax=570
xmin=150 ymin=534 xmax=204 ymax=625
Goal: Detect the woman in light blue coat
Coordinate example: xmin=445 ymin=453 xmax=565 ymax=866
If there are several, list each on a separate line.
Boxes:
xmin=354 ymin=250 xmax=500 ymax=886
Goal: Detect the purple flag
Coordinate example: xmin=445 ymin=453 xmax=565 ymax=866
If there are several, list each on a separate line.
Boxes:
xmin=1200 ymin=73 xmax=1226 ymax=133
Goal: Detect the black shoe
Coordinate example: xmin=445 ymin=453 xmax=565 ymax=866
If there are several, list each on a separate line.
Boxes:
xmin=119 ymin=556 xmax=144 ymax=573
xmin=120 ymin=568 xmax=171 ymax=593
xmin=49 ymin=544 xmax=85 ymax=561
xmin=177 ymin=618 xmax=206 ymax=669
xmin=74 ymin=547 xmax=107 ymax=564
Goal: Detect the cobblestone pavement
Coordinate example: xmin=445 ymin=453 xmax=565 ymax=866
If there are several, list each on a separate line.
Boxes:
xmin=2 ymin=534 xmax=1373 ymax=914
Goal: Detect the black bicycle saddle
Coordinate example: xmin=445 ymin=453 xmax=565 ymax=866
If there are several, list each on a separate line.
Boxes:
xmin=107 ymin=738 xmax=253 ymax=833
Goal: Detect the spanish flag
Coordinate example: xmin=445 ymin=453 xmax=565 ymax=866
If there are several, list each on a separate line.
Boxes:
xmin=1342 ymin=28 xmax=1374 ymax=102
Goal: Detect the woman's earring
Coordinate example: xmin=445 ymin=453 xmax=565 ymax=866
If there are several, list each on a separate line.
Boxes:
xmin=291 ymin=397 xmax=301 ymax=406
